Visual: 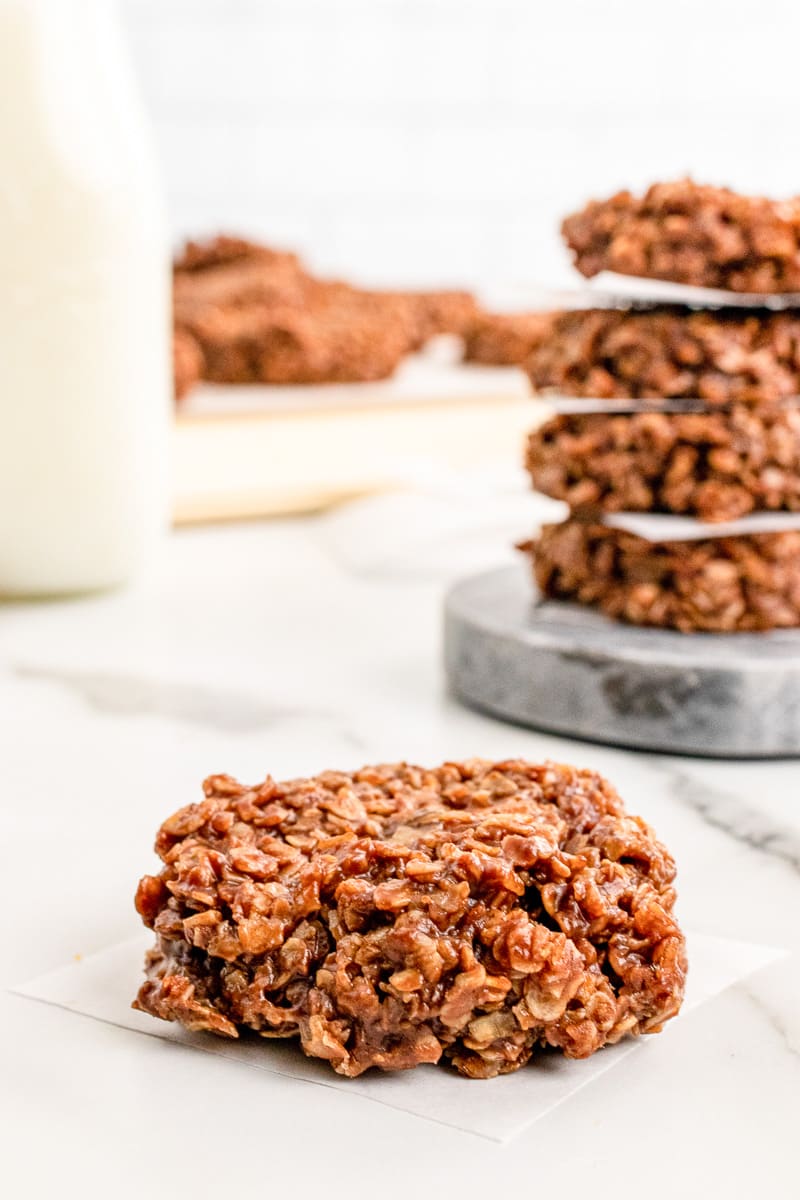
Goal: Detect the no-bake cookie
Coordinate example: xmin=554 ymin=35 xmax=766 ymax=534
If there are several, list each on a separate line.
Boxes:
xmin=562 ymin=179 xmax=800 ymax=293
xmin=134 ymin=758 xmax=686 ymax=1078
xmin=526 ymin=407 xmax=800 ymax=522
xmin=526 ymin=306 xmax=800 ymax=404
xmin=187 ymin=299 xmax=413 ymax=385
xmin=171 ymin=236 xmax=480 ymax=394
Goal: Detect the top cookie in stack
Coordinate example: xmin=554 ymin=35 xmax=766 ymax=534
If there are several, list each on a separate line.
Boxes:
xmin=561 ymin=179 xmax=800 ymax=294
xmin=521 ymin=180 xmax=800 ymax=633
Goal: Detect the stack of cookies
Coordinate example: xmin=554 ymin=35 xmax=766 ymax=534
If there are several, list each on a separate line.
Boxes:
xmin=519 ymin=180 xmax=800 ymax=633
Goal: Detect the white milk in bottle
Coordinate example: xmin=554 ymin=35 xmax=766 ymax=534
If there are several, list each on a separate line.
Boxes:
xmin=0 ymin=0 xmax=170 ymax=595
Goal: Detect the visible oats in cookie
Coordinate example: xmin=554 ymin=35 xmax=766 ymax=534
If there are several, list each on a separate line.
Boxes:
xmin=562 ymin=179 xmax=800 ymax=293
xmin=134 ymin=759 xmax=686 ymax=1078
xmin=528 ymin=520 xmax=800 ymax=632
xmin=526 ymin=407 xmax=800 ymax=523
xmin=525 ymin=307 xmax=800 ymax=404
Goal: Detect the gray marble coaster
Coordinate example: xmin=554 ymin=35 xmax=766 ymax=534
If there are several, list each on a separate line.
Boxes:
xmin=444 ymin=564 xmax=800 ymax=758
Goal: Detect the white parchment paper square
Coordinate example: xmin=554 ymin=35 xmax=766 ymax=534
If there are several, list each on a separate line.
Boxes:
xmin=588 ymin=271 xmax=800 ymax=310
xmin=13 ymin=931 xmax=782 ymax=1143
xmin=603 ymin=510 xmax=800 ymax=542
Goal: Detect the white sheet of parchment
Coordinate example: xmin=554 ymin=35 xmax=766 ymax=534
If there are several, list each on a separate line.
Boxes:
xmin=12 ymin=931 xmax=782 ymax=1143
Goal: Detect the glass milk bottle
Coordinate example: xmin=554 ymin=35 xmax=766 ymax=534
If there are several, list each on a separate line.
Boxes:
xmin=0 ymin=0 xmax=170 ymax=596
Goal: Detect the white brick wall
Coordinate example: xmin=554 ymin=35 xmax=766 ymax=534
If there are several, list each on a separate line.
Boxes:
xmin=121 ymin=0 xmax=800 ymax=288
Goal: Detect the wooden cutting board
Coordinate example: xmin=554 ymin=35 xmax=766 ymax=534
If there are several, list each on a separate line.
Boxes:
xmin=172 ymin=351 xmax=537 ymax=524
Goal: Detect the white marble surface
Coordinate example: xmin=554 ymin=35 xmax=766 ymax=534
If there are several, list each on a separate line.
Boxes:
xmin=2 ymin=484 xmax=799 ymax=1198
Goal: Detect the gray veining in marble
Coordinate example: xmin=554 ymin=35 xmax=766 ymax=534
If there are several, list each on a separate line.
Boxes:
xmin=739 ymin=983 xmax=800 ymax=1059
xmin=444 ymin=564 xmax=800 ymax=758
xmin=656 ymin=766 xmax=800 ymax=873
xmin=11 ymin=663 xmax=354 ymax=737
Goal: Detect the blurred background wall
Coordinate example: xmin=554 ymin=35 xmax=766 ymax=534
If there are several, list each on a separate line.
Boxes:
xmin=122 ymin=0 xmax=800 ymax=289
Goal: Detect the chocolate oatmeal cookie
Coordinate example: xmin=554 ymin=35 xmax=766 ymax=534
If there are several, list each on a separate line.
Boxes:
xmin=526 ymin=307 xmax=800 ymax=404
xmin=528 ymin=519 xmax=800 ymax=632
xmin=562 ymin=180 xmax=800 ymax=293
xmin=171 ymin=234 xmax=479 ymax=390
xmin=134 ymin=759 xmax=686 ymax=1078
xmin=526 ymin=407 xmax=800 ymax=522
xmin=187 ymin=300 xmax=411 ymax=385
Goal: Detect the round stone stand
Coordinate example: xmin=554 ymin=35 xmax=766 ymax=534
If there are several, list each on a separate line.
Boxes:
xmin=444 ymin=564 xmax=800 ymax=758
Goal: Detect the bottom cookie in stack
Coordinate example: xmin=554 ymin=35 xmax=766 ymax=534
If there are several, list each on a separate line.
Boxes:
xmin=524 ymin=519 xmax=800 ymax=632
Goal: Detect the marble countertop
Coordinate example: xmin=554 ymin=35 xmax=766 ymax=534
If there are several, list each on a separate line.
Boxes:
xmin=3 ymin=482 xmax=799 ymax=1198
